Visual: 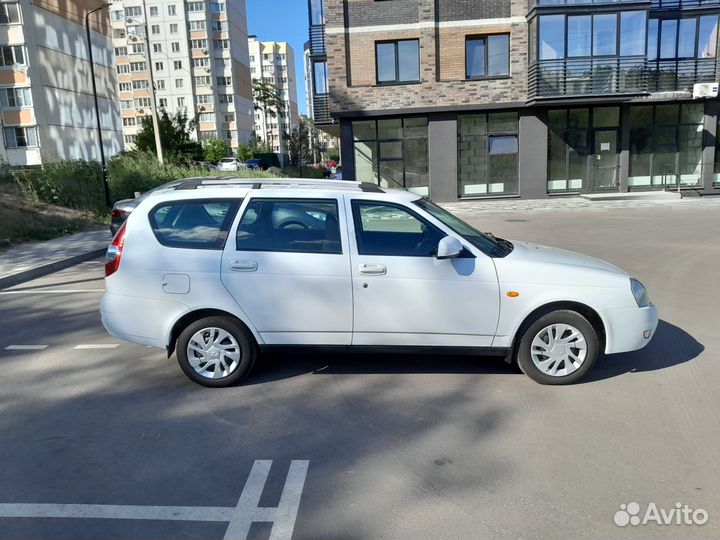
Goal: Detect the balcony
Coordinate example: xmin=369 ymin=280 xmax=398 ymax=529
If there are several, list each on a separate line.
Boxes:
xmin=650 ymin=0 xmax=720 ymax=8
xmin=309 ymin=24 xmax=326 ymax=57
xmin=313 ymin=93 xmax=332 ymax=125
xmin=529 ymin=57 xmax=717 ymax=99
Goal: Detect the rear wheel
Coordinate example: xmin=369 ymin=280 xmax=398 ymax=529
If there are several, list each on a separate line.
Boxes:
xmin=516 ymin=310 xmax=599 ymax=385
xmin=176 ymin=316 xmax=257 ymax=387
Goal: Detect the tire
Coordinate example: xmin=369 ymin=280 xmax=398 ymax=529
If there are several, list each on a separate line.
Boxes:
xmin=176 ymin=316 xmax=257 ymax=387
xmin=516 ymin=310 xmax=599 ymax=385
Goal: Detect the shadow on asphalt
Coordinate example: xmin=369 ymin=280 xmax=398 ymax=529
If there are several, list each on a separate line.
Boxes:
xmin=247 ymin=319 xmax=702 ymax=386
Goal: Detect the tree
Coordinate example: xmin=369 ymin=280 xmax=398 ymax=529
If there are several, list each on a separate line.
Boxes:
xmin=252 ymin=79 xmax=285 ymax=149
xmin=203 ymin=138 xmax=228 ymax=164
xmin=135 ymin=110 xmax=203 ymax=164
xmin=283 ymin=117 xmax=312 ymax=167
xmin=326 ymin=147 xmax=340 ymax=163
xmin=236 ymin=143 xmax=254 ymax=162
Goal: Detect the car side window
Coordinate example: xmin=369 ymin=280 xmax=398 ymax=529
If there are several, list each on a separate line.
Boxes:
xmin=351 ymin=201 xmax=445 ymax=257
xmin=149 ymin=199 xmax=239 ymax=249
xmin=236 ymin=198 xmax=342 ymax=254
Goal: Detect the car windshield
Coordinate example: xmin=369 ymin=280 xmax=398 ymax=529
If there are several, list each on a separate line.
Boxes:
xmin=413 ymin=198 xmax=513 ymax=257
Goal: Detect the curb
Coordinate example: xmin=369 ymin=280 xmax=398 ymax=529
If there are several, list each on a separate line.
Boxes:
xmin=0 ymin=248 xmax=106 ymax=290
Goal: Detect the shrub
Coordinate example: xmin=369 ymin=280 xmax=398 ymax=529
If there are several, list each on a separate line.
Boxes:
xmin=203 ymin=138 xmax=228 ymax=164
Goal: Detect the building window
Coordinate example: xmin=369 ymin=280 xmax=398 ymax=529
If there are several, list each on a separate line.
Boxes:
xmin=120 ymin=100 xmax=133 ymax=110
xmin=156 ymin=79 xmax=166 ymax=90
xmin=310 ymin=0 xmax=324 ymax=25
xmin=194 ymin=76 xmax=211 ymax=86
xmin=4 ymin=126 xmax=38 ymax=148
xmin=0 ymin=45 xmax=25 ymax=67
xmin=219 ymin=94 xmax=233 ymax=104
xmin=186 ymin=1 xmax=204 ymax=12
xmin=175 ymin=78 xmax=183 ymax=88
xmin=190 ymin=39 xmax=207 ymax=50
xmin=149 ymin=6 xmax=158 ymax=16
xmin=132 ymin=80 xmax=149 ymax=89
xmin=313 ymin=61 xmax=328 ymax=94
xmin=199 ymin=112 xmax=216 ymax=123
xmin=466 ymin=34 xmax=510 ymax=78
xmin=134 ymin=98 xmax=151 ymax=108
xmin=159 ymin=98 xmax=168 ymax=108
xmin=375 ymin=39 xmax=420 ymax=84
xmin=129 ymin=62 xmax=146 ymax=72
xmin=189 ymin=20 xmax=206 ymax=31
xmin=173 ymin=60 xmax=182 ymax=70
xmin=217 ymin=76 xmax=232 ymax=85
xmin=168 ymin=4 xmax=177 ymax=15
xmin=0 ymin=87 xmax=31 ymax=108
xmin=177 ymin=97 xmax=185 ymax=107
xmin=155 ymin=61 xmax=164 ymax=71
xmin=119 ymin=82 xmax=131 ymax=91
xmin=212 ymin=21 xmax=227 ymax=32
xmin=114 ymin=46 xmax=127 ymax=56
xmin=458 ymin=112 xmax=519 ymax=197
xmin=629 ymin=103 xmax=704 ymax=188
xmin=116 ymin=64 xmax=129 ymax=74
xmin=170 ymin=23 xmax=178 ymax=34
xmin=193 ymin=58 xmax=210 ymax=68
xmin=647 ymin=15 xmax=718 ymax=60
xmin=197 ymin=94 xmax=214 ymax=104
xmin=0 ymin=2 xmax=20 ymax=24
xmin=352 ymin=118 xmax=428 ymax=194
xmin=153 ymin=43 xmax=162 ymax=53
xmin=122 ymin=117 xmax=136 ymax=127
xmin=214 ymin=39 xmax=229 ymax=50
xmin=172 ymin=42 xmax=181 ymax=52
xmin=124 ymin=6 xmax=142 ymax=17
xmin=547 ymin=109 xmax=589 ymax=192
xmin=210 ymin=1 xmax=225 ymax=13
xmin=124 ymin=134 xmax=136 ymax=145
xmin=131 ymin=43 xmax=145 ymax=54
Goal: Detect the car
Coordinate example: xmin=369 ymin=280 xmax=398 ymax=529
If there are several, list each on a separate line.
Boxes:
xmin=217 ymin=157 xmax=245 ymax=172
xmin=245 ymin=158 xmax=262 ymax=170
xmin=101 ymin=178 xmax=658 ymax=388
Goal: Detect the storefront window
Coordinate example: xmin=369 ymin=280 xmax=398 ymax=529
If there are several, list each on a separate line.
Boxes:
xmin=352 ymin=118 xmax=428 ymax=194
xmin=547 ymin=109 xmax=589 ymax=192
xmin=629 ymin=103 xmax=704 ymax=188
xmin=457 ymin=112 xmax=519 ymax=197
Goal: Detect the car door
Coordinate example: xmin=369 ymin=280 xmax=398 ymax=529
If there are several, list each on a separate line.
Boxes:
xmin=221 ymin=196 xmax=353 ymax=345
xmin=346 ymin=197 xmax=500 ymax=347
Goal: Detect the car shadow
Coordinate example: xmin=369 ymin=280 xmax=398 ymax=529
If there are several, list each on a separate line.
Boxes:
xmin=246 ymin=319 xmax=702 ymax=386
xmin=582 ymin=319 xmax=704 ymax=383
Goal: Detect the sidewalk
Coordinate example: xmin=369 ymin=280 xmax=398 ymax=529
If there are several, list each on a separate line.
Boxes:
xmin=0 ymin=229 xmax=111 ymax=289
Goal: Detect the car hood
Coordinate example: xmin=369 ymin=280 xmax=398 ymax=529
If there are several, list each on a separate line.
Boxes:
xmin=494 ymin=240 xmax=628 ymax=287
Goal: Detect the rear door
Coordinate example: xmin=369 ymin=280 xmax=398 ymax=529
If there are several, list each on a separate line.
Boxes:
xmin=221 ymin=196 xmax=353 ymax=345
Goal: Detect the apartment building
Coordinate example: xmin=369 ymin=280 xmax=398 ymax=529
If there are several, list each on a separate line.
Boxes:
xmin=0 ymin=0 xmax=123 ymax=166
xmin=307 ymin=0 xmax=720 ymax=200
xmin=303 ymin=40 xmax=338 ymax=161
xmin=109 ymin=0 xmax=253 ymax=154
xmin=248 ymin=36 xmax=299 ymax=157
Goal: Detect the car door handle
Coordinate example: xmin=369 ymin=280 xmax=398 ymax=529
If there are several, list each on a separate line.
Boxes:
xmin=229 ymin=259 xmax=258 ymax=272
xmin=358 ymin=263 xmax=386 ymax=276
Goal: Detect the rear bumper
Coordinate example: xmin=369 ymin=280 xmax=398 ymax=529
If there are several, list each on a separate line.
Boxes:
xmin=602 ymin=304 xmax=659 ymax=354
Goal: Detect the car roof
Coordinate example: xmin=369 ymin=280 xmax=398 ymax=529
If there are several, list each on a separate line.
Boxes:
xmin=137 ymin=177 xmax=422 ymax=203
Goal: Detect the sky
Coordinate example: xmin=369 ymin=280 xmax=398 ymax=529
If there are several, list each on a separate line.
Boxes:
xmin=246 ymin=0 xmax=309 ymax=115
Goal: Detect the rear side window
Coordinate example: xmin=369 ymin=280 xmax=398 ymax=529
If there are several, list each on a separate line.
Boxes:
xmin=236 ymin=198 xmax=342 ymax=254
xmin=149 ymin=199 xmax=239 ymax=249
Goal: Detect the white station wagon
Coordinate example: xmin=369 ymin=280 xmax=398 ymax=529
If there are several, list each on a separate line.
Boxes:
xmin=101 ymin=178 xmax=658 ymax=387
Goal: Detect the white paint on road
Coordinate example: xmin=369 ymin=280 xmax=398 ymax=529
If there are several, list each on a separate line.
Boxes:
xmin=74 ymin=344 xmax=120 ymax=350
xmin=4 ymin=345 xmax=48 ymax=350
xmin=0 ymin=460 xmax=309 ymax=540
xmin=0 ymin=289 xmax=105 ymax=294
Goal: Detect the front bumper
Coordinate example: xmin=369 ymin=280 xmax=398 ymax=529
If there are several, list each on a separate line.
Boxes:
xmin=602 ymin=304 xmax=659 ymax=354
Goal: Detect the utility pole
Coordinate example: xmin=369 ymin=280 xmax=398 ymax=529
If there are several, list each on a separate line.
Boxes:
xmin=141 ymin=0 xmax=164 ymax=164
xmin=86 ymin=3 xmax=112 ymax=207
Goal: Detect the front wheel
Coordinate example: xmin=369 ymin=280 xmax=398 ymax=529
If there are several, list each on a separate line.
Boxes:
xmin=176 ymin=316 xmax=257 ymax=387
xmin=516 ymin=310 xmax=599 ymax=385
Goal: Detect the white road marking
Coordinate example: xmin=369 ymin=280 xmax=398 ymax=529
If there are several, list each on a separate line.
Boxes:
xmin=4 ymin=345 xmax=48 ymax=350
xmin=74 ymin=344 xmax=120 ymax=350
xmin=0 ymin=289 xmax=105 ymax=294
xmin=0 ymin=460 xmax=309 ymax=540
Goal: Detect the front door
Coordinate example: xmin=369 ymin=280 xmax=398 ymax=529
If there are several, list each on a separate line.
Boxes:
xmin=345 ymin=197 xmax=500 ymax=348
xmin=591 ymin=129 xmax=619 ymax=190
xmin=221 ymin=197 xmax=353 ymax=345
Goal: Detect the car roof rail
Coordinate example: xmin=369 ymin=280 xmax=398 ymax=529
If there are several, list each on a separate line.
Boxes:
xmin=172 ymin=178 xmax=387 ymax=193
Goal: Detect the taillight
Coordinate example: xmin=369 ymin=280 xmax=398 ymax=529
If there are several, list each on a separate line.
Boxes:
xmin=111 ymin=208 xmax=128 ymax=219
xmin=105 ymin=222 xmax=126 ymax=277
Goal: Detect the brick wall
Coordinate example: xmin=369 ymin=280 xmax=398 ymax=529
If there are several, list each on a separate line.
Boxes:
xmin=437 ymin=0 xmax=510 ymax=21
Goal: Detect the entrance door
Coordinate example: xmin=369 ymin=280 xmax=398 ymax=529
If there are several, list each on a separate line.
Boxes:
xmin=591 ymin=129 xmax=619 ymax=190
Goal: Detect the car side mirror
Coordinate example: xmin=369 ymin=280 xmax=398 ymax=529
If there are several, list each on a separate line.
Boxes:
xmin=436 ymin=236 xmax=463 ymax=260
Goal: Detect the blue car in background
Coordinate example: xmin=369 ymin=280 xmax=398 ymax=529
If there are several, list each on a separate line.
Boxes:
xmin=245 ymin=159 xmax=262 ymax=170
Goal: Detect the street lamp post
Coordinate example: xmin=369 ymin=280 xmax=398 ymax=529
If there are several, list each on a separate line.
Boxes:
xmin=86 ymin=3 xmax=112 ymax=207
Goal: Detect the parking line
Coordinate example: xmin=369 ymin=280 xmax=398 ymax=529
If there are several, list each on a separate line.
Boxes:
xmin=74 ymin=344 xmax=120 ymax=350
xmin=4 ymin=345 xmax=48 ymax=350
xmin=0 ymin=503 xmax=234 ymax=522
xmin=0 ymin=289 xmax=105 ymax=295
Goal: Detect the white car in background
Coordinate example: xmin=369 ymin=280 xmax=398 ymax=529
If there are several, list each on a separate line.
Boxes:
xmin=101 ymin=178 xmax=658 ymax=387
xmin=216 ymin=157 xmax=245 ymax=172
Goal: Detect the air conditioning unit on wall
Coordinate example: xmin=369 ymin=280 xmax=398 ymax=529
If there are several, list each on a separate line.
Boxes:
xmin=693 ymin=82 xmax=719 ymax=99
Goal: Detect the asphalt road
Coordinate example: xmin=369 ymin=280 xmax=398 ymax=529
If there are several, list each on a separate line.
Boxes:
xmin=0 ymin=202 xmax=719 ymax=539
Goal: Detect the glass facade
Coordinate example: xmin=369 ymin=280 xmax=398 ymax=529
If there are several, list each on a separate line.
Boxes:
xmin=629 ymin=103 xmax=704 ymax=188
xmin=352 ymin=118 xmax=429 ymax=195
xmin=457 ymin=112 xmax=519 ymax=197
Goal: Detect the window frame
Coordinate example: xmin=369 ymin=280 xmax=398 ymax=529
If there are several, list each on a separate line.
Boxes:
xmin=350 ymin=200 xmax=445 ymax=258
xmin=465 ymin=33 xmax=511 ymax=80
xmin=235 ymin=197 xmax=343 ymax=255
xmin=374 ymin=39 xmax=421 ymax=85
xmin=148 ymin=198 xmax=241 ymax=250
xmin=0 ymin=2 xmax=21 ymax=25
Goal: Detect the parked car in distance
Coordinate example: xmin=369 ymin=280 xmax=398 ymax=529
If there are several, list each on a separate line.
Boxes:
xmin=192 ymin=161 xmax=217 ymax=171
xmin=245 ymin=158 xmax=262 ymax=170
xmin=217 ymin=157 xmax=245 ymax=172
xmin=102 ymin=178 xmax=658 ymax=388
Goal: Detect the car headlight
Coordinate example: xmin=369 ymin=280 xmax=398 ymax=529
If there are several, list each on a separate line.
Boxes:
xmin=630 ymin=278 xmax=650 ymax=307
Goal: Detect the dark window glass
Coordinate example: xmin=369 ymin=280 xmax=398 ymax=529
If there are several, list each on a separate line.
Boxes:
xmin=647 ymin=19 xmax=658 ymax=60
xmin=149 ymin=200 xmax=239 ymax=249
xmin=620 ymin=11 xmax=646 ymax=56
xmin=466 ymin=38 xmax=485 ymax=77
xmin=678 ymin=19 xmax=696 ymax=58
xmin=660 ymin=19 xmax=678 ymax=58
xmin=313 ymin=61 xmax=328 ymax=94
xmin=568 ymin=16 xmax=591 ymax=57
xmin=310 ymin=0 xmax=324 ymax=25
xmin=593 ymin=14 xmax=617 ymax=56
xmin=539 ymin=15 xmax=565 ymax=60
xmin=698 ymin=16 xmax=718 ymax=58
xmin=236 ymin=199 xmax=341 ymax=254
xmin=352 ymin=201 xmax=444 ymax=257
xmin=375 ymin=40 xmax=419 ymax=84
xmin=489 ymin=135 xmax=518 ymax=154
xmin=487 ymin=35 xmax=509 ymax=75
